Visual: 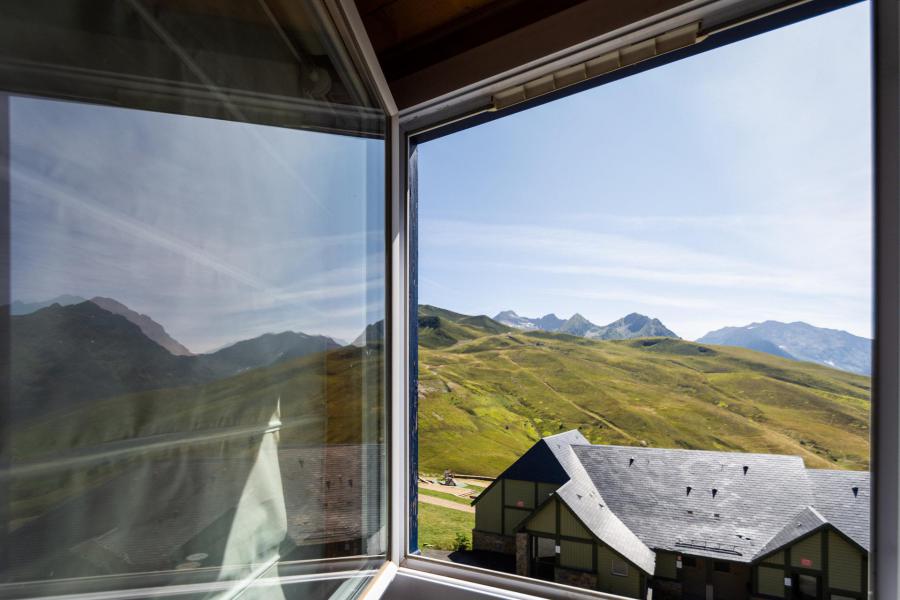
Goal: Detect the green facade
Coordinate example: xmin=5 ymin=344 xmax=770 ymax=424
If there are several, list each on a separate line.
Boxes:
xmin=520 ymin=496 xmax=646 ymax=599
xmin=757 ymin=565 xmax=785 ymax=597
xmin=473 ymin=478 xmax=561 ymax=538
xmin=754 ymin=528 xmax=867 ymax=599
xmin=828 ymin=531 xmax=864 ymax=593
xmin=504 ymin=507 xmax=531 ymax=535
xmin=560 ymin=504 xmax=591 ymax=538
xmin=527 ymin=498 xmax=556 ymax=534
xmin=505 ymin=479 xmax=536 ymax=509
xmin=596 ymin=543 xmax=641 ymax=598
xmin=560 ymin=539 xmax=593 ymax=571
xmin=790 ymin=532 xmax=822 ymax=569
xmin=473 ymin=481 xmax=502 ymax=534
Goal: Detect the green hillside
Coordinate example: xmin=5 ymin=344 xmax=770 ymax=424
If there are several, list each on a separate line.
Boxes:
xmin=417 ymin=307 xmax=870 ymax=475
xmin=10 ymin=343 xmax=383 ymax=526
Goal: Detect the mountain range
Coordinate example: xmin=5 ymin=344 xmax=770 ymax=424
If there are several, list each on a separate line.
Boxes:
xmin=494 ymin=309 xmax=679 ymax=340
xmin=493 ymin=308 xmax=871 ymax=375
xmin=697 ymin=321 xmax=871 ymax=376
xmin=10 ymin=299 xmax=340 ymax=420
xmin=417 ymin=306 xmax=870 ymax=475
xmin=7 ymin=297 xmax=872 ymax=482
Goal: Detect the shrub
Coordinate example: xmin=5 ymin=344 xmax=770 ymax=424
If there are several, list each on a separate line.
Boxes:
xmin=452 ymin=532 xmax=470 ymax=551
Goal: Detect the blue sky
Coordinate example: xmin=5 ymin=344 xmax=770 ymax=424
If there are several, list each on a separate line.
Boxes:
xmin=11 ymin=98 xmax=384 ymax=352
xmin=418 ymin=2 xmax=872 ymax=341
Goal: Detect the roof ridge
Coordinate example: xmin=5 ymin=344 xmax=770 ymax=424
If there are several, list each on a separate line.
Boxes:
xmin=573 ymin=443 xmax=805 ymax=461
xmin=553 ymin=446 xmax=656 ymax=574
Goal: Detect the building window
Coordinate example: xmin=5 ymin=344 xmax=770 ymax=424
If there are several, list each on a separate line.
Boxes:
xmin=1 ymin=1 xmax=387 ymax=596
xmin=714 ymin=561 xmax=731 ymax=573
xmin=611 ymin=558 xmax=629 ymax=577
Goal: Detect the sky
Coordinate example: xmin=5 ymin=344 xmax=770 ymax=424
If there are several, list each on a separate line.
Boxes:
xmin=11 ymin=97 xmax=384 ymax=352
xmin=418 ymin=2 xmax=873 ymax=341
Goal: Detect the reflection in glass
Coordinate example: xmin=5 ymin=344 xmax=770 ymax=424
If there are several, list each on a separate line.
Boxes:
xmin=0 ymin=1 xmax=385 ymax=598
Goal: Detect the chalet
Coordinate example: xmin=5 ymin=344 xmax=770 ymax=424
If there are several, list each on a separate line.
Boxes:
xmin=472 ymin=431 xmax=869 ymax=600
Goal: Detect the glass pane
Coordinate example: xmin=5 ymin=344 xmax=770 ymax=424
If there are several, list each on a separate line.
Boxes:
xmin=415 ymin=3 xmax=871 ymax=599
xmin=0 ymin=2 xmax=386 ymax=598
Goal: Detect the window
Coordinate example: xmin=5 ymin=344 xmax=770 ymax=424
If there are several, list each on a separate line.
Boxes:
xmin=411 ymin=2 xmax=872 ymax=599
xmin=1 ymin=1 xmax=387 ymax=597
xmin=611 ymin=558 xmax=629 ymax=577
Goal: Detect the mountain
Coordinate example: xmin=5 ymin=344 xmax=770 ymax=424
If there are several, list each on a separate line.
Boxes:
xmin=199 ymin=331 xmax=340 ymax=377
xmin=588 ymin=312 xmax=679 ymax=340
xmin=494 ymin=309 xmax=679 ymax=340
xmin=89 ymin=297 xmax=193 ymax=356
xmin=417 ymin=306 xmax=870 ymax=477
xmin=11 ymin=295 xmax=86 ymax=315
xmin=535 ymin=313 xmax=567 ymax=331
xmin=697 ymin=321 xmax=871 ymax=375
xmin=10 ymin=302 xmax=202 ymax=420
xmin=494 ymin=310 xmax=566 ymax=332
xmin=418 ymin=305 xmax=512 ymax=349
xmin=10 ymin=300 xmax=342 ymax=420
xmin=353 ymin=320 xmax=384 ymax=347
xmin=559 ymin=313 xmax=598 ymax=337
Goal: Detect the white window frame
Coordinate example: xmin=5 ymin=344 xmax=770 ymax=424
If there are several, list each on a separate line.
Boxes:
xmin=611 ymin=559 xmax=629 ymax=578
xmin=333 ymin=0 xmax=900 ymax=598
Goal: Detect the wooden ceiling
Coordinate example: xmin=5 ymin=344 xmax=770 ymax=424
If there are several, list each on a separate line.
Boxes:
xmin=354 ymin=0 xmax=695 ymax=110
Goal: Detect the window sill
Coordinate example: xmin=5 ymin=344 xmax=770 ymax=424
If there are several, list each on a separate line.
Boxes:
xmin=397 ymin=554 xmax=638 ymax=600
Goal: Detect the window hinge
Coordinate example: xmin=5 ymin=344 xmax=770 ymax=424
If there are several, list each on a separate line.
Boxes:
xmin=491 ymin=22 xmax=706 ymax=111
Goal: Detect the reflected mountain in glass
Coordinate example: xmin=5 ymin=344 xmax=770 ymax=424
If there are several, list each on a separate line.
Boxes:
xmin=5 ymin=297 xmax=385 ymax=584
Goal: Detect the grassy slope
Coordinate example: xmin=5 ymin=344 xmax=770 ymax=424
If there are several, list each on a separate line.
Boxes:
xmin=418 ymin=501 xmax=475 ymax=550
xmin=418 ymin=311 xmax=870 ymax=476
xmin=11 ymin=343 xmax=383 ymax=523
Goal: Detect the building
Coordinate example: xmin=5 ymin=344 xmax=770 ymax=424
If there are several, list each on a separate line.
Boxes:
xmin=472 ymin=431 xmax=869 ymax=600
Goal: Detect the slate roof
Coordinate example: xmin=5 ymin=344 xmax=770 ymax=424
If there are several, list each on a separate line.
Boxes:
xmin=553 ymin=450 xmax=656 ymax=574
xmin=500 ymin=431 xmax=869 ymax=572
xmin=806 ymin=468 xmax=870 ymax=551
xmin=755 ymin=506 xmax=828 ymax=558
xmin=567 ymin=440 xmax=869 ymax=564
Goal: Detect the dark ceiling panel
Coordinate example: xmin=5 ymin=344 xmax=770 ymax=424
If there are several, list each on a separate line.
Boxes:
xmin=354 ymin=0 xmax=695 ymax=110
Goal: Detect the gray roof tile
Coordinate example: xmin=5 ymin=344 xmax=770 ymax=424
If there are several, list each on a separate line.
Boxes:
xmin=530 ymin=432 xmax=871 ymax=566
xmin=806 ymin=469 xmax=870 ymax=551
xmin=756 ymin=506 xmax=828 ymax=558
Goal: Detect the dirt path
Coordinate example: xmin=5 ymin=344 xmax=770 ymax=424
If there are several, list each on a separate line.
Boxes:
xmin=419 ymin=494 xmax=475 ymax=513
xmin=455 ymin=478 xmax=490 ymax=488
xmin=420 ymin=482 xmax=478 ymax=497
xmin=499 ymin=351 xmax=640 ymax=443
